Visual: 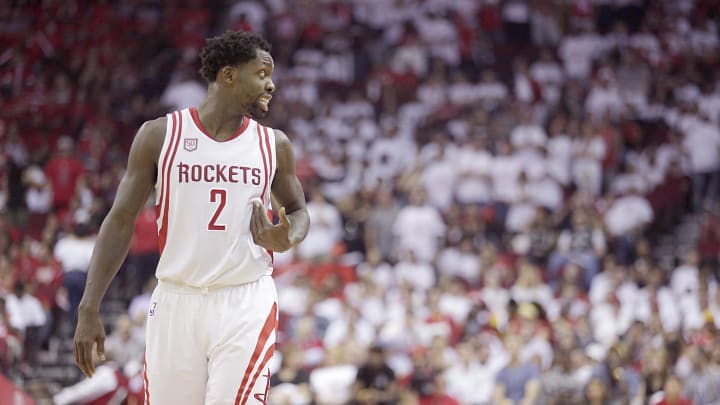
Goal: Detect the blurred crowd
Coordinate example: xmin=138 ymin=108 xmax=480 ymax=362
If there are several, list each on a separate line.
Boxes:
xmin=2 ymin=0 xmax=720 ymax=404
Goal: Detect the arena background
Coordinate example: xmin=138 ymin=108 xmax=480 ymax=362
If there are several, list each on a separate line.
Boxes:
xmin=2 ymin=0 xmax=720 ymax=404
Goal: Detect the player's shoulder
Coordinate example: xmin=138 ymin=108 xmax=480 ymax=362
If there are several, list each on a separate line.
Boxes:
xmin=270 ymin=128 xmax=294 ymax=155
xmin=271 ymin=128 xmax=290 ymax=144
xmin=132 ymin=116 xmax=168 ymax=159
xmin=138 ymin=116 xmax=168 ymax=139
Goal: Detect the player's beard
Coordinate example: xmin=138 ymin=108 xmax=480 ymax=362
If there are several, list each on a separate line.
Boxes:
xmin=249 ymin=100 xmax=269 ymax=118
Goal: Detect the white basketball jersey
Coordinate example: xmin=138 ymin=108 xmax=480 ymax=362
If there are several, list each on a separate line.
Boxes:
xmin=154 ymin=108 xmax=276 ymax=288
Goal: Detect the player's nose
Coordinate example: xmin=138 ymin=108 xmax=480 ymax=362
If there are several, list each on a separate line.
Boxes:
xmin=265 ymin=79 xmax=275 ymax=94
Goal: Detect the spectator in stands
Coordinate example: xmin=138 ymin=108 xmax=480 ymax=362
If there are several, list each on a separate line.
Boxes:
xmin=680 ymin=345 xmax=720 ymax=405
xmin=22 ymin=165 xmax=52 ymax=238
xmin=592 ymin=343 xmax=643 ymax=403
xmin=537 ymin=348 xmax=590 ymax=404
xmin=549 ymin=209 xmax=606 ymax=289
xmin=54 ymin=221 xmax=96 ymax=323
xmin=655 ymin=375 xmax=693 ymax=405
xmin=584 ymin=377 xmax=617 ymax=405
xmin=124 ymin=199 xmax=158 ymax=299
xmin=298 ymin=190 xmax=343 ymax=261
xmin=351 ymin=344 xmax=397 ymax=405
xmin=359 ymin=194 xmax=395 ymax=263
xmin=0 ymin=297 xmax=22 ymax=375
xmin=392 ymin=187 xmax=445 ymax=263
xmin=418 ymin=374 xmax=460 ymax=405
xmin=4 ymin=281 xmax=46 ymax=369
xmin=43 ymin=136 xmax=84 ymax=216
xmin=442 ymin=339 xmax=499 ymax=405
xmin=269 ymin=345 xmax=312 ymax=405
xmin=682 ymin=110 xmax=720 ymax=212
xmin=52 ymin=350 xmax=129 ymax=405
xmin=494 ymin=335 xmax=541 ymax=405
xmin=104 ymin=315 xmax=144 ymax=368
xmin=604 ymin=185 xmax=654 ymax=262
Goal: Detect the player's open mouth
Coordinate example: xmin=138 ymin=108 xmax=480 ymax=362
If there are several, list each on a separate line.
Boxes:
xmin=257 ymin=94 xmax=272 ymax=111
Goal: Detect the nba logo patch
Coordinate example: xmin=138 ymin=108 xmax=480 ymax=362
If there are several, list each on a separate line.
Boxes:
xmin=184 ymin=138 xmax=198 ymax=151
xmin=148 ymin=302 xmax=157 ymax=317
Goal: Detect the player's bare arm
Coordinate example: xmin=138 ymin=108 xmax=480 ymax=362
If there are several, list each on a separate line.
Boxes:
xmin=250 ymin=129 xmax=309 ymax=252
xmin=73 ymin=117 xmax=165 ymax=378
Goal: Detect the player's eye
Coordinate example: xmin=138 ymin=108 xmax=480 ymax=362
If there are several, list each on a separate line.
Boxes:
xmin=259 ymin=70 xmax=266 ymax=78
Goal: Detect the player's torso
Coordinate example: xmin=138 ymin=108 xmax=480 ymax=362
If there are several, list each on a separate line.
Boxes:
xmin=154 ymin=108 xmax=276 ymax=287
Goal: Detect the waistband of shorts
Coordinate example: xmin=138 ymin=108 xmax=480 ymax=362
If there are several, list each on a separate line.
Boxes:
xmin=157 ymin=277 xmax=267 ymax=295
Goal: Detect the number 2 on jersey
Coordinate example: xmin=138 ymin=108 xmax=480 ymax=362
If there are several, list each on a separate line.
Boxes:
xmin=208 ymin=189 xmax=227 ymax=231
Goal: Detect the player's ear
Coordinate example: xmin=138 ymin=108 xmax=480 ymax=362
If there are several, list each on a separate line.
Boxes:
xmin=220 ymin=66 xmax=234 ymax=84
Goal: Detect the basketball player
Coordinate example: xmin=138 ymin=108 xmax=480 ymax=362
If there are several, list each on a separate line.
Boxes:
xmin=73 ymin=31 xmax=310 ymax=404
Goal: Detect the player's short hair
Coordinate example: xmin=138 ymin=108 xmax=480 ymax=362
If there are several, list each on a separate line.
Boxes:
xmin=199 ymin=31 xmax=271 ymax=83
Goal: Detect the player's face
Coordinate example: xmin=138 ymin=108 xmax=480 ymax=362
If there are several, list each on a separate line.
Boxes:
xmin=234 ymin=49 xmax=275 ymax=118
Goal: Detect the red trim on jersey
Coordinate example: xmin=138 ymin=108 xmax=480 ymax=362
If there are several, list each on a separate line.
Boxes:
xmin=159 ymin=112 xmax=183 ymax=255
xmin=144 ymin=355 xmax=150 ymax=405
xmin=157 ymin=112 xmax=177 ymax=220
xmin=262 ymin=126 xmax=273 ymax=185
xmin=257 ymin=125 xmax=270 ymax=203
xmin=257 ymin=125 xmax=274 ymax=261
xmin=157 ymin=112 xmax=178 ymax=252
xmin=234 ymin=302 xmax=277 ymax=405
xmin=190 ymin=107 xmax=249 ymax=142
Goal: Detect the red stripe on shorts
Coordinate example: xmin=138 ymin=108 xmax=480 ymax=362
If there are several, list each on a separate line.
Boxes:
xmin=234 ymin=302 xmax=277 ymax=405
xmin=240 ymin=344 xmax=276 ymax=405
xmin=144 ymin=355 xmax=150 ymax=405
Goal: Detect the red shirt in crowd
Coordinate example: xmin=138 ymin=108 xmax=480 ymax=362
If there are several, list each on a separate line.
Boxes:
xmin=130 ymin=206 xmax=159 ymax=255
xmin=419 ymin=394 xmax=461 ymax=405
xmin=656 ymin=398 xmax=693 ymax=405
xmin=44 ymin=154 xmax=84 ymax=209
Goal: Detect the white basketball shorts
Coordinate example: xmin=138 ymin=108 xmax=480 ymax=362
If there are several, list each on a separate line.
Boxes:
xmin=144 ymin=275 xmax=278 ymax=405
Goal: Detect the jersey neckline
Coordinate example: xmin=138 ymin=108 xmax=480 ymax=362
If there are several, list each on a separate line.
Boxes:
xmin=189 ymin=107 xmax=250 ymax=142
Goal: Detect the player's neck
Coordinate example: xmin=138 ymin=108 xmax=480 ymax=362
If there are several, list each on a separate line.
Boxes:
xmin=196 ymin=94 xmax=248 ymax=139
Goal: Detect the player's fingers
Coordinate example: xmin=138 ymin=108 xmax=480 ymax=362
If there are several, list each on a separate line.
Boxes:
xmin=250 ymin=203 xmax=263 ymax=240
xmin=73 ymin=341 xmax=80 ymax=370
xmin=76 ymin=341 xmax=90 ymax=377
xmin=254 ymin=201 xmax=272 ymax=227
xmin=96 ymin=337 xmax=106 ymax=361
xmin=278 ymin=207 xmax=290 ymax=227
xmin=85 ymin=342 xmax=96 ymax=377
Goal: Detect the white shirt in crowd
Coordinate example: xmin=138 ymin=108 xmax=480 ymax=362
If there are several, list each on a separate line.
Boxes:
xmin=682 ymin=120 xmax=720 ymax=173
xmin=4 ymin=293 xmax=46 ymax=332
xmin=161 ymin=80 xmax=206 ymax=111
xmin=454 ymin=146 xmax=493 ymax=204
xmin=443 ymin=352 xmax=505 ymax=404
xmin=585 ymin=82 xmax=624 ymax=120
xmin=297 ymin=197 xmax=343 ymax=260
xmin=559 ymin=33 xmax=607 ymax=79
xmin=604 ymin=194 xmax=654 ymax=237
xmin=491 ymin=154 xmax=522 ymax=203
xmin=633 ymin=286 xmax=680 ymax=333
xmin=53 ymin=235 xmax=96 ymax=273
xmin=511 ymin=123 xmax=547 ymax=152
xmin=436 ymin=247 xmax=480 ymax=284
xmin=393 ymin=204 xmax=445 ymax=263
xmin=394 ymin=257 xmax=436 ymax=291
xmin=421 ymin=157 xmax=457 ymax=210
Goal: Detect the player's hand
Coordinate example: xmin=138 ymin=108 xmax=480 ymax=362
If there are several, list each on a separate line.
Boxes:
xmin=250 ymin=200 xmax=293 ymax=252
xmin=73 ymin=307 xmax=106 ymax=378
